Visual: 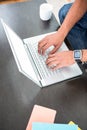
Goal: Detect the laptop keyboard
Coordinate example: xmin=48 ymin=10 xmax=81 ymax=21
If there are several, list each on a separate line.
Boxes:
xmin=27 ymin=42 xmax=59 ymax=79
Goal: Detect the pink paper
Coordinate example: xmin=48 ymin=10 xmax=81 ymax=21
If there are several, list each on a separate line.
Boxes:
xmin=26 ymin=105 xmax=56 ymax=130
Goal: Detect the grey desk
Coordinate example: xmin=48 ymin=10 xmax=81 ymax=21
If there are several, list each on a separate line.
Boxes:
xmin=0 ymin=0 xmax=87 ymax=130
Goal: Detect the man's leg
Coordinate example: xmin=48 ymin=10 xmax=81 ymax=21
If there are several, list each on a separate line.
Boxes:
xmin=58 ymin=3 xmax=87 ymax=49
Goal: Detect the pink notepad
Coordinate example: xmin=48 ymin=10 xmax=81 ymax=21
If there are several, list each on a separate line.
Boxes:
xmin=26 ymin=105 xmax=57 ymax=130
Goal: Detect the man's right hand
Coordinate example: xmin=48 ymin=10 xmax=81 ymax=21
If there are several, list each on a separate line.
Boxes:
xmin=38 ymin=31 xmax=64 ymax=55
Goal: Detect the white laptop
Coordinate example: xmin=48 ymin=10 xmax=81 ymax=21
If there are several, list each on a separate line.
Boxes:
xmin=1 ymin=19 xmax=82 ymax=87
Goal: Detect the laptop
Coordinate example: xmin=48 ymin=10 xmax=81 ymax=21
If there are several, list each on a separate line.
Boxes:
xmin=1 ymin=19 xmax=83 ymax=87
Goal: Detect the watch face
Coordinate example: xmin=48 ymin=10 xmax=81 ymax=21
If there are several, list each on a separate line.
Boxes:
xmin=75 ymin=50 xmax=80 ymax=58
xmin=74 ymin=50 xmax=82 ymax=60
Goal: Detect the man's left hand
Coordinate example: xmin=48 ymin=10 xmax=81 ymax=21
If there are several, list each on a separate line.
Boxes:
xmin=46 ymin=50 xmax=75 ymax=70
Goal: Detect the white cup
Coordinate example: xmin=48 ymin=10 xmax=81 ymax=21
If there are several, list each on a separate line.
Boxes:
xmin=40 ymin=3 xmax=53 ymax=21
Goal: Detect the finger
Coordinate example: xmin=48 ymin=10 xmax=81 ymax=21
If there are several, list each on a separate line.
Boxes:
xmin=38 ymin=40 xmax=47 ymax=54
xmin=41 ymin=46 xmax=48 ymax=55
xmin=52 ymin=63 xmax=64 ymax=70
xmin=42 ymin=44 xmax=53 ymax=55
xmin=50 ymin=46 xmax=59 ymax=54
xmin=46 ymin=56 xmax=57 ymax=64
xmin=50 ymin=65 xmax=58 ymax=70
xmin=46 ymin=59 xmax=59 ymax=68
xmin=48 ymin=53 xmax=56 ymax=58
xmin=48 ymin=63 xmax=57 ymax=69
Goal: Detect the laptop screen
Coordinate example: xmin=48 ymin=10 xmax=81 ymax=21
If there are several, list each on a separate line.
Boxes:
xmin=1 ymin=20 xmax=40 ymax=85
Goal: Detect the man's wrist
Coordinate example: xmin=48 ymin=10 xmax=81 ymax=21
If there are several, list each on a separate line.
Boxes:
xmin=57 ymin=26 xmax=68 ymax=39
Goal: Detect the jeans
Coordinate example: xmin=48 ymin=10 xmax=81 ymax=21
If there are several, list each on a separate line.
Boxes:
xmin=58 ymin=3 xmax=87 ymax=50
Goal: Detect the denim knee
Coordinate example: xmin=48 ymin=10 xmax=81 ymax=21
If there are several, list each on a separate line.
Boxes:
xmin=58 ymin=3 xmax=72 ymax=24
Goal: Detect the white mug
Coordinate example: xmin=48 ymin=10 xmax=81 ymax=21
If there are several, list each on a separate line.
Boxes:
xmin=40 ymin=3 xmax=53 ymax=21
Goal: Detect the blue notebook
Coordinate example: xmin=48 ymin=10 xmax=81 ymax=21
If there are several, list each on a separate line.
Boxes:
xmin=32 ymin=122 xmax=78 ymax=130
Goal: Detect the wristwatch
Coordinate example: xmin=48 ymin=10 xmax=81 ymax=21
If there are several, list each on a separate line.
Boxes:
xmin=74 ymin=50 xmax=82 ymax=63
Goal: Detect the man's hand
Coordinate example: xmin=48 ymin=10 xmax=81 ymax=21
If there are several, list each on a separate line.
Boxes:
xmin=46 ymin=50 xmax=75 ymax=70
xmin=38 ymin=31 xmax=64 ymax=55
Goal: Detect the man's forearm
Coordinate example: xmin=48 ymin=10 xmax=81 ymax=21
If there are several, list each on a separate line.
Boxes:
xmin=58 ymin=0 xmax=87 ymax=38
